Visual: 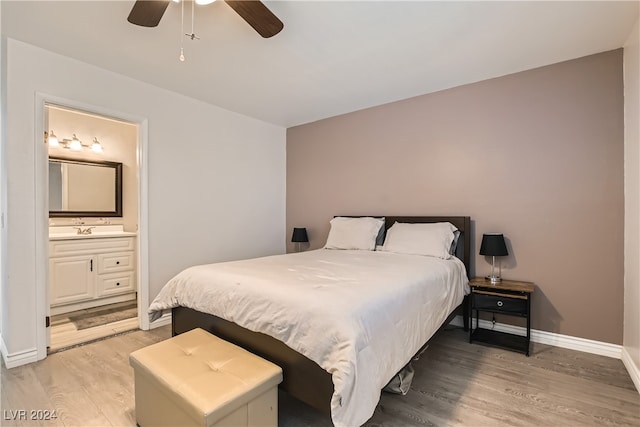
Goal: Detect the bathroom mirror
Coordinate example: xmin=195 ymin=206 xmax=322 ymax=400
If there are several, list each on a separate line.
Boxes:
xmin=49 ymin=157 xmax=123 ymax=217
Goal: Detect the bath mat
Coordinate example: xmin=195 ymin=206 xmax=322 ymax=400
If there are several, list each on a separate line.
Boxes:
xmin=69 ymin=303 xmax=137 ymax=330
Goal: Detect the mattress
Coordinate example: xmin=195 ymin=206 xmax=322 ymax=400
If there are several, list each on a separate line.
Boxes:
xmin=149 ymin=248 xmax=469 ymax=427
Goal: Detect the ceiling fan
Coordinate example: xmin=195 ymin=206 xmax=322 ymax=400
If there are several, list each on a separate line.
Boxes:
xmin=127 ymin=0 xmax=284 ymax=38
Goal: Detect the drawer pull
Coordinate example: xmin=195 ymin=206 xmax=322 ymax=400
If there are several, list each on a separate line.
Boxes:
xmin=116 ymin=261 xmax=120 ymax=265
xmin=116 ymin=282 xmax=120 ymax=286
xmin=497 ymin=301 xmax=503 ymax=307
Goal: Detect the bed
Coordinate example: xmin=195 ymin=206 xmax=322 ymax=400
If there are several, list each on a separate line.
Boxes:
xmin=149 ymin=216 xmax=471 ymax=427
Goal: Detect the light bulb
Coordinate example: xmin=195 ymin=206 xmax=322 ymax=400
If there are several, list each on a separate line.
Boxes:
xmin=91 ymin=137 xmax=103 ymax=153
xmin=179 ymin=47 xmax=185 ymax=62
xmin=69 ymin=134 xmax=82 ymax=151
xmin=48 ymin=130 xmax=59 ymax=147
xmin=195 ymin=0 xmax=217 ymax=5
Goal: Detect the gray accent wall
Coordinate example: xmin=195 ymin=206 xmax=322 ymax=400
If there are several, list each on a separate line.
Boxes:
xmin=287 ymin=49 xmax=624 ymax=344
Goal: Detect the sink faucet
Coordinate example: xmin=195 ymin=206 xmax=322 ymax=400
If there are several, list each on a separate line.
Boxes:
xmin=73 ymin=226 xmax=95 ymax=235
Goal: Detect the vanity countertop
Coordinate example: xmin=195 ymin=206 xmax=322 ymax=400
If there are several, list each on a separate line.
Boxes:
xmin=49 ymin=225 xmax=137 ymax=240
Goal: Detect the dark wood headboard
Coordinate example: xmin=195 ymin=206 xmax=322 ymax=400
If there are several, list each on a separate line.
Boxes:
xmin=340 ymin=215 xmax=471 ymax=277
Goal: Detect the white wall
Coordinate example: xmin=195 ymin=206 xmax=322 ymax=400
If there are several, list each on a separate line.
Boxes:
xmin=0 ymin=3 xmax=4 ymax=344
xmin=624 ymin=17 xmax=640 ymax=391
xmin=0 ymin=38 xmax=286 ymax=367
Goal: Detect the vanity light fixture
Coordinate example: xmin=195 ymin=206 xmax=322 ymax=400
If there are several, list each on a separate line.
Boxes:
xmin=48 ymin=130 xmax=60 ymax=147
xmin=46 ymin=132 xmax=105 ymax=154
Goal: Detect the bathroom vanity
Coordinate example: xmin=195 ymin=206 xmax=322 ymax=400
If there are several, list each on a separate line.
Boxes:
xmin=49 ymin=226 xmax=137 ymax=316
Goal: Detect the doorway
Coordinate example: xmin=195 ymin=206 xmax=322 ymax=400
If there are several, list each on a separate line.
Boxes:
xmin=42 ymin=102 xmax=144 ymax=353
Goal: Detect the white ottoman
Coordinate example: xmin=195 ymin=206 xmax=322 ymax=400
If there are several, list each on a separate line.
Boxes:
xmin=129 ymin=328 xmax=283 ymax=427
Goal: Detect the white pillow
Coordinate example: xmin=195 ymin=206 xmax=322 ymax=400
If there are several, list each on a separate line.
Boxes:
xmin=324 ymin=217 xmax=385 ymax=250
xmin=381 ymin=222 xmax=457 ymax=259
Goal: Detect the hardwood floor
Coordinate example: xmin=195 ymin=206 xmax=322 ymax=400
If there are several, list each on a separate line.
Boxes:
xmin=2 ymin=326 xmax=638 ymax=426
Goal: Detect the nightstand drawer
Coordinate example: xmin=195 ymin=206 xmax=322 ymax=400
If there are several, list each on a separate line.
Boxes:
xmin=473 ymin=293 xmax=526 ymax=314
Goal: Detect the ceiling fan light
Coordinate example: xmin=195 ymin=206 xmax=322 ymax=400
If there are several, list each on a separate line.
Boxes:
xmin=195 ymin=0 xmax=217 ymax=5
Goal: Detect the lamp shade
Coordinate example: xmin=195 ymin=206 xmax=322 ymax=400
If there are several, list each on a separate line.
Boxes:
xmin=291 ymin=227 xmax=309 ymax=243
xmin=479 ymin=233 xmax=508 ymax=256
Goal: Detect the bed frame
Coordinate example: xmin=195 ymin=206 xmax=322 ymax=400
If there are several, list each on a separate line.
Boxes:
xmin=172 ymin=216 xmax=471 ymax=414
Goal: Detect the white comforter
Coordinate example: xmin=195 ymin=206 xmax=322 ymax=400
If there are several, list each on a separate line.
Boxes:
xmin=149 ymin=249 xmax=469 ymax=427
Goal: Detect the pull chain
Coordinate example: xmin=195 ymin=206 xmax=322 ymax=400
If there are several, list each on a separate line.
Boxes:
xmin=179 ymin=0 xmax=185 ymax=61
xmin=191 ymin=0 xmax=195 ymax=36
xmin=186 ymin=0 xmax=200 ymax=41
xmin=178 ymin=1 xmax=199 ymax=62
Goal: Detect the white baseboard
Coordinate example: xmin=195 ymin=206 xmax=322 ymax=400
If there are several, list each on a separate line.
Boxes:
xmin=529 ymin=326 xmax=622 ymax=359
xmin=1 ymin=333 xmax=39 ymax=369
xmin=450 ymin=315 xmax=622 ymax=359
xmin=621 ymin=347 xmax=640 ymax=393
xmin=149 ymin=311 xmax=172 ymax=329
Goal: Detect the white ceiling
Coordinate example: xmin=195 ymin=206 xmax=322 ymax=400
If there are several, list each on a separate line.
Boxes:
xmin=2 ymin=1 xmax=638 ymax=127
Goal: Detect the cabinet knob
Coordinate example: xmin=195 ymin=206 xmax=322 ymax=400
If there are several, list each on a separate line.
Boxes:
xmin=116 ymin=282 xmax=120 ymax=286
xmin=116 ymin=261 xmax=120 ymax=265
xmin=497 ymin=301 xmax=504 ymax=307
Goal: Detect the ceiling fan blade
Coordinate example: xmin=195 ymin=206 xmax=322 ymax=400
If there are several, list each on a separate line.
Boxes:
xmin=127 ymin=0 xmax=170 ymax=27
xmin=225 ymin=1 xmax=284 ymax=38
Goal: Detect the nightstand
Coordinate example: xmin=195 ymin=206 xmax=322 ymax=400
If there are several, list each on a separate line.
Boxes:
xmin=468 ymin=277 xmax=535 ymax=356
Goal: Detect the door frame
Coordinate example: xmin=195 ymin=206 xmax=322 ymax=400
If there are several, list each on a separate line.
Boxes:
xmin=35 ymin=93 xmax=150 ymax=359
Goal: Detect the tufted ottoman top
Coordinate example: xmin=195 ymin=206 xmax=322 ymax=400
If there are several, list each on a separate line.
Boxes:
xmin=129 ymin=328 xmax=283 ymax=423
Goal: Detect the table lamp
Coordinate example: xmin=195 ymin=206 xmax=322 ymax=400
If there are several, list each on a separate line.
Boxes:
xmin=480 ymin=233 xmax=508 ymax=283
xmin=291 ymin=227 xmax=308 ymax=252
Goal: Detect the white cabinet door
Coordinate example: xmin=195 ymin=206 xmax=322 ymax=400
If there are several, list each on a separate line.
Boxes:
xmin=49 ymin=255 xmax=96 ymax=306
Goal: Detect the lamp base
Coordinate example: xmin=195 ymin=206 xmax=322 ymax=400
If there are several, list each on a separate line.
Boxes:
xmin=485 ymin=275 xmax=502 ymax=284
